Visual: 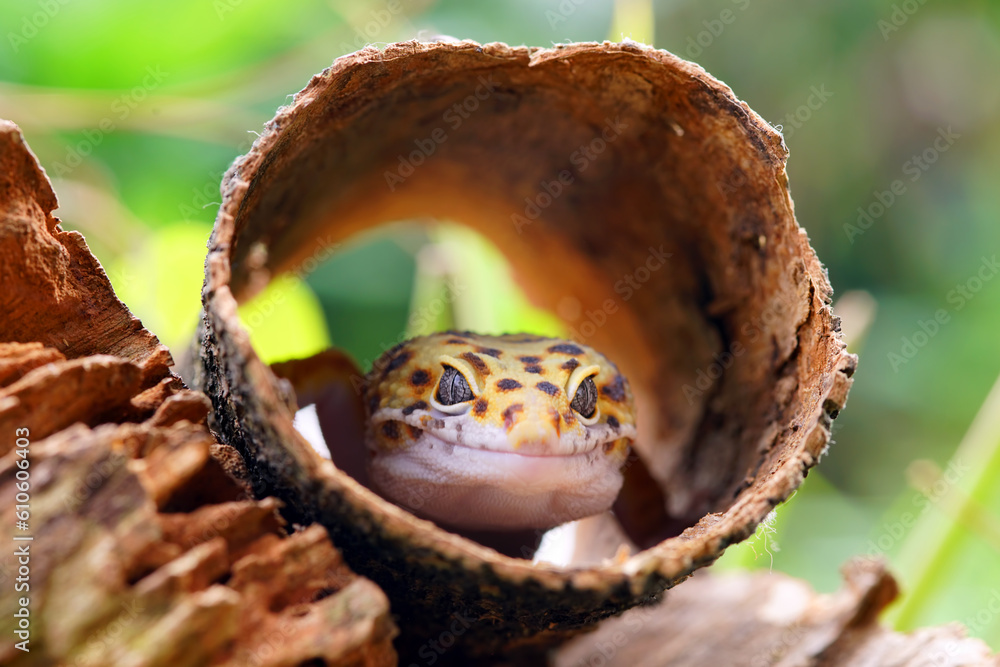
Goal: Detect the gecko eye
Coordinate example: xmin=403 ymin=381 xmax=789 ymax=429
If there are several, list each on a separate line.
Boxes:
xmin=570 ymin=376 xmax=598 ymax=419
xmin=436 ymin=366 xmax=474 ymax=405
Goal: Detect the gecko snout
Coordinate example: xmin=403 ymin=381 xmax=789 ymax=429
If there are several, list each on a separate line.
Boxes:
xmin=506 ymin=416 xmax=561 ymax=454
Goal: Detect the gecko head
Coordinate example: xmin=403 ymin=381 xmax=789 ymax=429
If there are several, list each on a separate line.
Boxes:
xmin=363 ymin=332 xmax=636 ymax=531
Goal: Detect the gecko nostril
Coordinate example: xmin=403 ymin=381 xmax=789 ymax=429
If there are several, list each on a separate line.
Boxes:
xmin=548 ymin=406 xmax=561 ymax=437
xmin=506 ymin=404 xmax=562 ymax=453
xmin=502 ymin=404 xmax=524 ymax=431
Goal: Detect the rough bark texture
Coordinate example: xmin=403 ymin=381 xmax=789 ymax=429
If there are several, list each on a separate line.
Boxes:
xmin=555 ymin=559 xmax=999 ymax=667
xmin=0 ymin=43 xmax=996 ymax=666
xmin=0 ymin=120 xmax=397 ymax=666
xmin=192 ymin=40 xmax=857 ymax=659
xmin=0 ymin=423 xmax=397 ymax=667
xmin=0 ymin=121 xmax=172 ymax=385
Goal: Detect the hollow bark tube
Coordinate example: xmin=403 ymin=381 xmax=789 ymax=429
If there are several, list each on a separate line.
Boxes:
xmin=195 ymin=40 xmax=856 ymax=659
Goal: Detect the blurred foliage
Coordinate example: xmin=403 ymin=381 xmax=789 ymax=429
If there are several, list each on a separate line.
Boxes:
xmin=2 ymin=0 xmax=999 ymax=648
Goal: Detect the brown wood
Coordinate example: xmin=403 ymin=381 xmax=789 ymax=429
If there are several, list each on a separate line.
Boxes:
xmin=555 ymin=559 xmax=999 ymax=667
xmin=0 ymin=120 xmax=397 ymax=667
xmin=0 ymin=39 xmax=995 ymax=665
xmin=192 ymin=39 xmax=858 ymax=660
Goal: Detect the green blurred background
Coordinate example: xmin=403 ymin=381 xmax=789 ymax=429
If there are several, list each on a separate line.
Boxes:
xmin=2 ymin=0 xmax=998 ymax=647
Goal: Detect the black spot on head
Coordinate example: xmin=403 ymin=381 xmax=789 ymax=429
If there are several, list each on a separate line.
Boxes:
xmin=502 ymin=404 xmax=524 ymax=430
xmin=367 ymin=392 xmax=380 ymax=415
xmin=386 ymin=350 xmax=412 ymax=373
xmin=524 ymin=364 xmax=542 ymax=374
xmin=548 ymin=343 xmax=584 ymax=355
xmin=497 ymin=378 xmax=523 ymax=391
xmin=473 ymin=397 xmax=489 ymax=415
xmin=563 ymin=410 xmax=577 ymax=425
xmin=409 ymin=369 xmax=431 ymax=386
xmin=446 ymin=338 xmax=468 ymax=345
xmin=460 ymin=351 xmax=490 ymax=376
xmin=402 ymin=400 xmax=428 ymax=416
xmin=606 ymin=415 xmax=620 ymax=429
xmin=476 ymin=346 xmax=503 ymax=358
xmin=519 ymin=356 xmax=541 ymax=363
xmin=536 ymin=381 xmax=560 ymax=396
xmin=381 ymin=421 xmax=400 ymax=440
xmin=406 ymin=425 xmax=423 ymax=439
xmin=373 ymin=341 xmax=406 ymax=377
xmin=601 ymin=375 xmax=627 ymax=402
xmin=561 ymin=359 xmax=580 ymax=372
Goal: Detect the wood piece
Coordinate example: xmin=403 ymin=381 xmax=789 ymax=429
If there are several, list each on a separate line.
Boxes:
xmin=0 ymin=355 xmax=142 ymax=453
xmin=148 ymin=390 xmax=213 ymax=428
xmin=193 ymin=40 xmax=856 ymax=658
xmin=0 ymin=342 xmax=65 ymax=387
xmin=0 ymin=120 xmax=172 ymax=386
xmin=2 ymin=44 xmax=992 ymax=665
xmin=554 ymin=559 xmax=999 ymax=667
xmin=0 ymin=420 xmax=397 ymax=667
xmin=0 ymin=120 xmax=397 ymax=666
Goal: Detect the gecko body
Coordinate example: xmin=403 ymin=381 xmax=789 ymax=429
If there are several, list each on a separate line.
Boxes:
xmin=363 ymin=332 xmax=636 ymax=531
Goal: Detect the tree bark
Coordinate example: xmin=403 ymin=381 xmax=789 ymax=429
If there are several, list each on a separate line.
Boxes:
xmin=1 ymin=80 xmax=996 ymax=666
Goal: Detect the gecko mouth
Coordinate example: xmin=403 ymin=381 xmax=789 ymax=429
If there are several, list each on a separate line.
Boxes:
xmin=367 ymin=429 xmax=628 ymax=531
xmin=371 ymin=412 xmax=635 ymax=457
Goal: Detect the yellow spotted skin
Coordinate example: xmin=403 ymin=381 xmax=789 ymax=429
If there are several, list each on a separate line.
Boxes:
xmin=361 ymin=331 xmax=637 ymax=531
xmin=365 ymin=332 xmax=634 ymax=452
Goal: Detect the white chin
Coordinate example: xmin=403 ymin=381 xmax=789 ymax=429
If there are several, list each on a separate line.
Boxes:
xmin=368 ymin=435 xmax=625 ymax=531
